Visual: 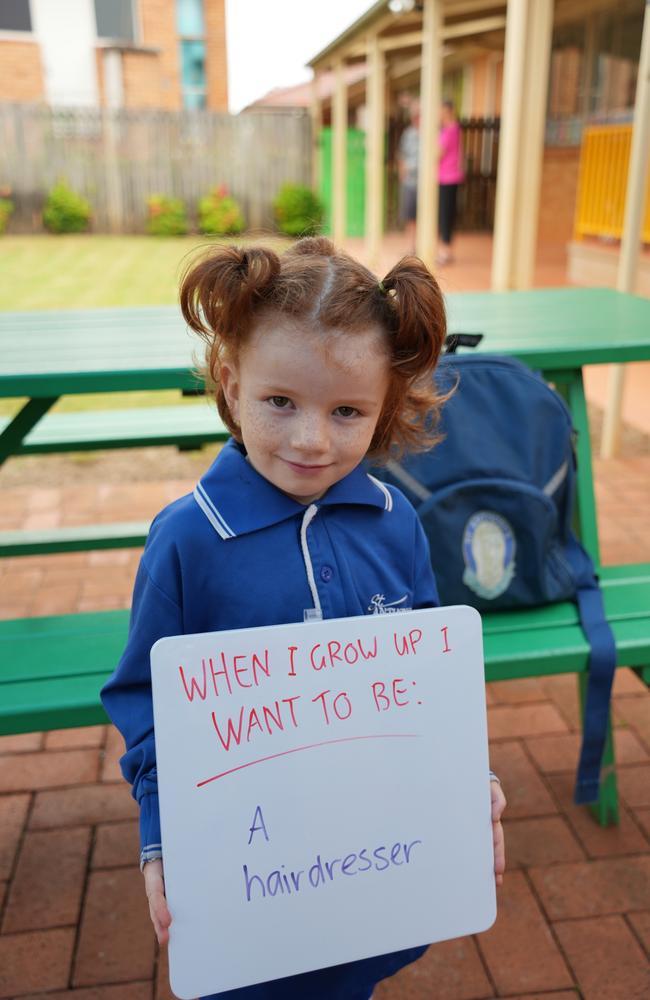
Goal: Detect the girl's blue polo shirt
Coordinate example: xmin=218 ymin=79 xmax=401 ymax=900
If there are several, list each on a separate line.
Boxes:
xmin=101 ymin=439 xmax=439 ymax=1000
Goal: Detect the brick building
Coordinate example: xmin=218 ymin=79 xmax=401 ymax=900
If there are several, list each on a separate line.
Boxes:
xmin=0 ymin=0 xmax=228 ymax=111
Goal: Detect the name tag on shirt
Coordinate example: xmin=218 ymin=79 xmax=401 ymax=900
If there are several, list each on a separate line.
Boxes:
xmin=151 ymin=605 xmax=495 ymax=999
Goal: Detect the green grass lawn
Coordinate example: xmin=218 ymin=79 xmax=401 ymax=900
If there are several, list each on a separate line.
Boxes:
xmin=0 ymin=233 xmax=288 ymax=417
xmin=0 ymin=234 xmax=292 ymax=310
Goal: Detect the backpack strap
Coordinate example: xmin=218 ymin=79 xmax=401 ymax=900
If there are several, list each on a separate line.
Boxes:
xmin=568 ymin=543 xmax=618 ymax=804
xmin=444 ymin=332 xmax=483 ymax=354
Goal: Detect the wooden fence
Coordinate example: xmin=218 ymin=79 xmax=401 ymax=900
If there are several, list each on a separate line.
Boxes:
xmin=0 ymin=104 xmax=313 ymax=234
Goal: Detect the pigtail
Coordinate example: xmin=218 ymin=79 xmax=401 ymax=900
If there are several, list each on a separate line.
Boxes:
xmin=180 ymin=244 xmax=280 ymax=344
xmin=380 ymin=256 xmax=446 ymax=376
xmin=180 ymin=244 xmax=280 ymax=427
xmin=368 ymin=256 xmax=448 ymax=460
xmin=179 ymin=245 xmax=280 ymax=439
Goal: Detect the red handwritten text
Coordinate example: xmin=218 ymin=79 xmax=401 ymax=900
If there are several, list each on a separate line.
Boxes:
xmin=179 ymin=650 xmax=271 ymax=702
xmin=309 ymin=637 xmax=378 ymax=671
xmin=393 ymin=629 xmax=423 ymax=657
xmin=371 ymin=678 xmax=411 ymax=712
xmin=211 ymin=696 xmax=301 ymax=750
xmin=311 ymin=689 xmax=354 ymax=725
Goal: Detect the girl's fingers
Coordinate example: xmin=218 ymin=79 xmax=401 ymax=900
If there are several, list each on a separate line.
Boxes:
xmin=489 ymin=780 xmax=507 ymax=886
xmin=491 ymin=781 xmax=507 ymax=822
xmin=493 ymin=818 xmax=506 ymax=886
xmin=148 ymin=890 xmax=171 ymax=945
xmin=143 ymin=860 xmax=172 ymax=945
xmin=150 ymin=890 xmax=172 ymax=926
xmin=493 ymin=820 xmax=505 ymax=869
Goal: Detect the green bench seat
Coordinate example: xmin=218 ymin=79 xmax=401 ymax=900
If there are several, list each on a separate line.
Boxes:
xmin=483 ymin=562 xmax=650 ymax=679
xmin=0 ymin=404 xmax=229 ymax=556
xmin=0 ymin=521 xmax=151 ymax=557
xmin=0 ymin=404 xmax=228 ymax=455
xmin=1 ymin=564 xmax=648 ymax=737
xmin=0 ymin=609 xmax=128 ymax=735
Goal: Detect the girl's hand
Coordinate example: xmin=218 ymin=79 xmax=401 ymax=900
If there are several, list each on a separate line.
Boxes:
xmin=491 ymin=779 xmax=507 ymax=887
xmin=143 ymin=858 xmax=172 ymax=945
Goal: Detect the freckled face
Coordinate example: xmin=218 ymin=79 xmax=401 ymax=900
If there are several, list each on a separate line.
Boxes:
xmin=220 ymin=318 xmax=391 ymax=504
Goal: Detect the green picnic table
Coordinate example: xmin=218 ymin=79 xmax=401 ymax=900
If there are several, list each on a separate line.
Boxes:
xmin=1 ymin=287 xmax=649 ymax=826
xmin=2 ymin=286 xmax=648 ymax=559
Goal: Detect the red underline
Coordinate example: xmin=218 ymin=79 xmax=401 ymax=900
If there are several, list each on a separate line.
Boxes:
xmin=196 ymin=733 xmax=420 ymax=788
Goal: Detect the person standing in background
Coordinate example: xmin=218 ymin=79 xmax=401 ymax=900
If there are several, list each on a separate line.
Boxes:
xmin=438 ymin=100 xmax=464 ymax=265
xmin=397 ymin=102 xmax=420 ymax=254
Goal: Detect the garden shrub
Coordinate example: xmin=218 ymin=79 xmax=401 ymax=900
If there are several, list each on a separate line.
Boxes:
xmin=43 ymin=181 xmax=91 ymax=233
xmin=273 ymin=183 xmax=324 ymax=237
xmin=198 ymin=185 xmax=245 ymax=235
xmin=146 ymin=194 xmax=188 ymax=236
xmin=0 ymin=198 xmax=13 ymax=234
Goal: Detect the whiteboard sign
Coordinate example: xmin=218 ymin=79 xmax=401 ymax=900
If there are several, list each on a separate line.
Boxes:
xmin=151 ymin=605 xmax=495 ymax=999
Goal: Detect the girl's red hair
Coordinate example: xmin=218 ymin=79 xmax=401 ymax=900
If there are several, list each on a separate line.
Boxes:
xmin=180 ymin=236 xmax=447 ymax=460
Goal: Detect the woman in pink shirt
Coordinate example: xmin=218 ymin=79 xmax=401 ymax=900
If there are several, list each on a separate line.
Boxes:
xmin=438 ymin=101 xmax=464 ymax=265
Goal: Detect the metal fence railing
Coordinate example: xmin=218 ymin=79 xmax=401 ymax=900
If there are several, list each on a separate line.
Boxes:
xmin=459 ymin=117 xmax=500 ymax=233
xmin=574 ymin=124 xmax=650 ymax=242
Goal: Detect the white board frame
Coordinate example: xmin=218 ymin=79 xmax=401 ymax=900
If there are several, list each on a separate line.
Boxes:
xmin=151 ymin=605 xmax=496 ymax=999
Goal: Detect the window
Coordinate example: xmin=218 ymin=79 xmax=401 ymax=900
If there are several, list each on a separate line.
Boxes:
xmin=177 ymin=0 xmax=207 ymax=110
xmin=592 ymin=7 xmax=642 ymax=115
xmin=548 ymin=6 xmax=644 ymax=130
xmin=177 ymin=0 xmax=204 ymax=36
xmin=0 ymin=0 xmax=32 ymax=32
xmin=180 ymin=39 xmax=207 ymax=108
xmin=94 ymin=0 xmax=135 ymax=43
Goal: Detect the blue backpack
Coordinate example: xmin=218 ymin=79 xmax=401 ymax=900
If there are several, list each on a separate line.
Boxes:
xmin=373 ymin=351 xmax=616 ymax=805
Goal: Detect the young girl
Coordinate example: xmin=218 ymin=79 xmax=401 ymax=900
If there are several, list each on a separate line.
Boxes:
xmin=101 ymin=236 xmax=506 ymax=1000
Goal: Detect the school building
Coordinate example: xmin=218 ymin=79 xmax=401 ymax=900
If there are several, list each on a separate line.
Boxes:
xmin=299 ymin=0 xmax=648 ymax=291
xmin=0 ymin=0 xmax=228 ymax=111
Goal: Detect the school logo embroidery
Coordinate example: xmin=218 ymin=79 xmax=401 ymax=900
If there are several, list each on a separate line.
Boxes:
xmin=462 ymin=510 xmax=516 ymax=600
xmin=367 ymin=594 xmax=410 ymax=614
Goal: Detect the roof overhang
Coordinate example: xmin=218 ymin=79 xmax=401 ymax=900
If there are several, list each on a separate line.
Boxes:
xmin=308 ymin=0 xmax=633 ymax=73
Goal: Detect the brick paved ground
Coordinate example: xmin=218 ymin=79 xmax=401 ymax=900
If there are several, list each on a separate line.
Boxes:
xmin=1 ymin=234 xmax=649 ymax=998
xmin=1 ymin=455 xmax=648 ymax=1000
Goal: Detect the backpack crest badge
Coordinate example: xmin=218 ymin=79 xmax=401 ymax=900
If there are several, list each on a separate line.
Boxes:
xmin=462 ymin=510 xmax=516 ymax=600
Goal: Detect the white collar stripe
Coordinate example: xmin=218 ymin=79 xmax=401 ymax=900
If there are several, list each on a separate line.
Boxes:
xmin=196 ymin=480 xmax=236 ymax=538
xmin=300 ymin=504 xmax=322 ymax=613
xmin=367 ymin=474 xmax=393 ymax=511
xmin=193 ymin=486 xmax=235 ymax=540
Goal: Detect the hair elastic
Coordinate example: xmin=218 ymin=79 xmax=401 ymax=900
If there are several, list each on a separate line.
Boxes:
xmin=377 ymin=280 xmax=388 ymax=295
